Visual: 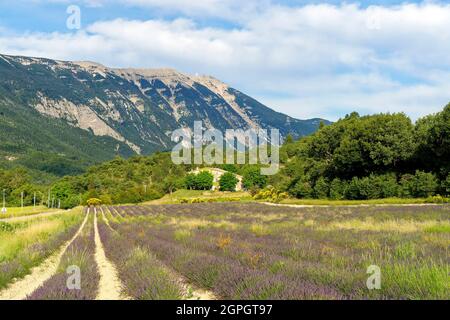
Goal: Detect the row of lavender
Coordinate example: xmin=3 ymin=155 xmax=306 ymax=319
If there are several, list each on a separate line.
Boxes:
xmin=105 ymin=203 xmax=449 ymax=300
xmin=27 ymin=210 xmax=100 ymax=300
xmin=97 ymin=218 xmax=184 ymax=299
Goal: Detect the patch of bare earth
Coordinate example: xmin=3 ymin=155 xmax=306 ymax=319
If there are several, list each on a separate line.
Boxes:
xmin=93 ymin=209 xmax=129 ymax=300
xmin=180 ymin=278 xmax=217 ymax=300
xmin=0 ymin=210 xmax=89 ymax=300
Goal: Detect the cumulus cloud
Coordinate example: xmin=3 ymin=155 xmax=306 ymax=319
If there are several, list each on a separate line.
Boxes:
xmin=1 ymin=2 xmax=449 ymax=120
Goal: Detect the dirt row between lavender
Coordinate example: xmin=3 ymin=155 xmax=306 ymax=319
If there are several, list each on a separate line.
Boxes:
xmin=93 ymin=208 xmax=129 ymax=300
xmin=103 ymin=206 xmax=217 ymax=300
xmin=0 ymin=205 xmax=217 ymax=300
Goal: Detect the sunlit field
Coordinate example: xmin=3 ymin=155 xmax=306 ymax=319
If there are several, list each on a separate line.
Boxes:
xmin=0 ymin=206 xmax=61 ymax=219
xmin=102 ymin=203 xmax=449 ymax=300
xmin=0 ymin=203 xmax=448 ymax=300
xmin=0 ymin=208 xmax=84 ymax=290
xmin=145 ymin=190 xmax=253 ymax=205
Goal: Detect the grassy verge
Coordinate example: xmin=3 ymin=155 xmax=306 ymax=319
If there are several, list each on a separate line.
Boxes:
xmin=0 ymin=206 xmax=61 ymax=219
xmin=277 ymin=197 xmax=449 ymax=206
xmin=0 ymin=208 xmax=84 ymax=289
xmin=144 ymin=189 xmax=252 ymax=205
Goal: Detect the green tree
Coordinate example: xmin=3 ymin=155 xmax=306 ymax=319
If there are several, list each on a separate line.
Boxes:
xmin=184 ymin=174 xmax=197 ymax=190
xmin=195 ymin=171 xmax=214 ymax=190
xmin=329 ymin=178 xmax=345 ymax=200
xmin=414 ymin=104 xmax=450 ymax=177
xmin=290 ymin=180 xmax=313 ymax=198
xmin=219 ymin=172 xmax=239 ymax=192
xmin=400 ymin=171 xmax=438 ymax=198
xmin=306 ymin=112 xmax=416 ymax=178
xmin=442 ymin=174 xmax=450 ymax=196
xmin=242 ymin=166 xmax=268 ymax=190
xmin=314 ymin=177 xmax=329 ymax=199
xmin=412 ymin=171 xmax=438 ymax=198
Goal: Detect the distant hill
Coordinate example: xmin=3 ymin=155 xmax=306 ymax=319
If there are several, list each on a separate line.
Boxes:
xmin=0 ymin=53 xmax=330 ymax=176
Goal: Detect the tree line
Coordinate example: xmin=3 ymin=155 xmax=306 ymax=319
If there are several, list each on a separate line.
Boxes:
xmin=271 ymin=103 xmax=449 ymax=200
xmin=0 ymin=104 xmax=448 ymax=208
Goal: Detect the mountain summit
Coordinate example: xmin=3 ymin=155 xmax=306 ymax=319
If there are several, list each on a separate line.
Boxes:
xmin=0 ymin=53 xmax=328 ymax=172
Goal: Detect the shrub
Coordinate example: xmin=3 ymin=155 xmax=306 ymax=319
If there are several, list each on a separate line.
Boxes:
xmin=254 ymin=186 xmax=288 ymax=203
xmin=314 ymin=177 xmax=329 ymax=199
xmin=413 ymin=171 xmax=438 ymax=197
xmin=290 ymin=180 xmax=313 ymax=199
xmin=86 ymin=198 xmax=102 ymax=206
xmin=0 ymin=222 xmax=14 ymax=232
xmin=442 ymin=174 xmax=450 ymax=196
xmin=184 ymin=173 xmax=197 ymax=190
xmin=221 ymin=164 xmax=238 ymax=173
xmin=242 ymin=167 xmax=268 ymax=190
xmin=399 ymin=174 xmax=414 ymax=198
xmin=424 ymin=195 xmax=449 ymax=204
xmin=345 ymin=177 xmax=363 ymax=200
xmin=61 ymin=194 xmax=81 ymax=209
xmin=401 ymin=171 xmax=438 ymax=198
xmin=344 ymin=175 xmax=399 ymax=200
xmin=378 ymin=173 xmax=400 ymax=198
xmin=219 ymin=172 xmax=239 ymax=192
xmin=329 ymin=178 xmax=345 ymax=200
xmin=184 ymin=171 xmax=214 ymax=190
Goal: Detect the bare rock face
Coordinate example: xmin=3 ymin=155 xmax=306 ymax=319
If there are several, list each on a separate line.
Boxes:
xmin=0 ymin=53 xmax=329 ymax=156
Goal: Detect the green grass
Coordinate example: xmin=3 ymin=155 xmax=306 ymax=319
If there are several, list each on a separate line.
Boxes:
xmin=424 ymin=224 xmax=450 ymax=233
xmin=0 ymin=206 xmax=60 ymax=219
xmin=0 ymin=208 xmax=83 ymax=289
xmin=277 ymin=197 xmax=447 ymax=206
xmin=144 ymin=189 xmax=252 ymax=205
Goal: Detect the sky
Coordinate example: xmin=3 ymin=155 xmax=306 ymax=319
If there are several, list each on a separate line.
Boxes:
xmin=0 ymin=0 xmax=449 ymax=121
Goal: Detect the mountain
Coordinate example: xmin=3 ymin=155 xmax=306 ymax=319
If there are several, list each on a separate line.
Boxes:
xmin=0 ymin=53 xmax=329 ymax=176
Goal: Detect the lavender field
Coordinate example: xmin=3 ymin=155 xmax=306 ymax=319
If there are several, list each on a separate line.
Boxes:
xmin=102 ymin=203 xmax=449 ymax=300
xmin=0 ymin=203 xmax=448 ymax=300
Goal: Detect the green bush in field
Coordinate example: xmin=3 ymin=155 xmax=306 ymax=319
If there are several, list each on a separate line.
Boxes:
xmin=291 ymin=180 xmax=313 ymax=199
xmin=378 ymin=173 xmax=400 ymax=198
xmin=0 ymin=222 xmax=14 ymax=232
xmin=184 ymin=171 xmax=214 ymax=191
xmin=61 ymin=194 xmax=81 ymax=209
xmin=442 ymin=174 xmax=450 ymax=196
xmin=425 ymin=195 xmax=449 ymax=204
xmin=242 ymin=166 xmax=267 ymax=190
xmin=329 ymin=178 xmax=345 ymax=200
xmin=314 ymin=177 xmax=329 ymax=198
xmin=345 ymin=174 xmax=400 ymax=200
xmin=87 ymin=198 xmax=102 ymax=206
xmin=219 ymin=172 xmax=239 ymax=192
xmin=220 ymin=164 xmax=238 ymax=173
xmin=254 ymin=186 xmax=288 ymax=203
xmin=400 ymin=171 xmax=438 ymax=198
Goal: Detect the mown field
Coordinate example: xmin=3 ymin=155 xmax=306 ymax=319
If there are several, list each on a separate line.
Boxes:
xmin=0 ymin=206 xmax=61 ymax=219
xmin=0 ymin=203 xmax=448 ymax=300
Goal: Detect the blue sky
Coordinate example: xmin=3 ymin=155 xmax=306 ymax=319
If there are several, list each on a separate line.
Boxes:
xmin=0 ymin=1 xmax=428 ymax=33
xmin=0 ymin=0 xmax=449 ymax=121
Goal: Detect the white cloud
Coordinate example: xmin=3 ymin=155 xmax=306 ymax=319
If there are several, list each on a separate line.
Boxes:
xmin=1 ymin=2 xmax=450 ymax=121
